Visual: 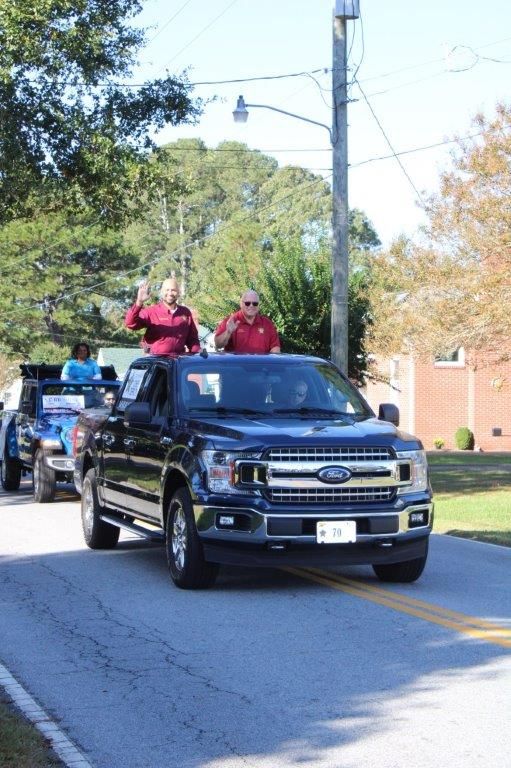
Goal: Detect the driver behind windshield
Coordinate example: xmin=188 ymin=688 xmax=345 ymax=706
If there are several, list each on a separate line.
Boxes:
xmin=272 ymin=380 xmax=308 ymax=407
xmin=288 ymin=380 xmax=308 ymax=406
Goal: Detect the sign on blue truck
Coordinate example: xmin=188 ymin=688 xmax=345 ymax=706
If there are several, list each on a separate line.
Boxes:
xmin=0 ymin=363 xmax=119 ymax=503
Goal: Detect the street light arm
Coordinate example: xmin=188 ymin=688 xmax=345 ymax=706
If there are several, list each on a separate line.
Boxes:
xmin=244 ymin=102 xmax=333 ymax=143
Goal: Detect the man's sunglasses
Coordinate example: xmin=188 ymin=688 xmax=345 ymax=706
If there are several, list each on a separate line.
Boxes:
xmin=243 ymin=301 xmax=259 ymax=307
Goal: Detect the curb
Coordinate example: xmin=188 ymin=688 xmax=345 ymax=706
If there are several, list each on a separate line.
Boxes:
xmin=0 ymin=662 xmax=93 ymax=768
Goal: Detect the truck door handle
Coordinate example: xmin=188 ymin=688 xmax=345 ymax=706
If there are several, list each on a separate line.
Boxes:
xmin=123 ymin=438 xmax=136 ymax=450
xmin=161 ymin=436 xmax=172 ymax=446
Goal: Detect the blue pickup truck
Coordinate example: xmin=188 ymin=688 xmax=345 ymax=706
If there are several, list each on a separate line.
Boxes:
xmin=0 ymin=363 xmax=119 ymax=502
xmin=74 ymin=352 xmax=434 ymax=589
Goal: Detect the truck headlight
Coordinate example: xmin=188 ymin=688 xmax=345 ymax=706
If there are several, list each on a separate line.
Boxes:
xmin=395 ymin=450 xmax=428 ymax=494
xmin=201 ymin=450 xmax=262 ymax=494
xmin=40 ymin=438 xmax=62 ymax=449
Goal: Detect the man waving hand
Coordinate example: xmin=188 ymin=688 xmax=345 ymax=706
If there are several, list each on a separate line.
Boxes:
xmin=215 ymin=290 xmax=280 ymax=354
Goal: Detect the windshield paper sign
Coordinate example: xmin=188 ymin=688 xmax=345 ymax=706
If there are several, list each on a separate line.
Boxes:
xmin=122 ymin=369 xmax=146 ymax=401
xmin=42 ymin=394 xmax=85 ymax=412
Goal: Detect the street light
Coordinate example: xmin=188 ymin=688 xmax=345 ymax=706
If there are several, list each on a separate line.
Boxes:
xmin=233 ymin=96 xmax=332 ymax=141
xmin=231 ymin=3 xmax=359 ymax=374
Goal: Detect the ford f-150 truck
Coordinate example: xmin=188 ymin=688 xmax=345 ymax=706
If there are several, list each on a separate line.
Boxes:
xmin=0 ymin=363 xmax=119 ymax=502
xmin=74 ymin=353 xmax=433 ymax=589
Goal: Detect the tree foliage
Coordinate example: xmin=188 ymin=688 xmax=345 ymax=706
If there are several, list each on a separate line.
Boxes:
xmin=0 ymin=0 xmax=200 ymax=226
xmin=369 ymin=104 xmax=511 ymax=363
xmin=0 ymin=207 xmax=137 ymax=358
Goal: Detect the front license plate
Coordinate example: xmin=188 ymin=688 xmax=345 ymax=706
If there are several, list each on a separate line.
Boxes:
xmin=317 ymin=520 xmax=356 ymax=544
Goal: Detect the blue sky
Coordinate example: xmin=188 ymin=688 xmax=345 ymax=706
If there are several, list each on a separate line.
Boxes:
xmin=132 ymin=0 xmax=511 ymax=247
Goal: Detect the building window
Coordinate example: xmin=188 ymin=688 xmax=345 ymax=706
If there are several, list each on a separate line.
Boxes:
xmin=434 ymin=347 xmax=465 ymax=368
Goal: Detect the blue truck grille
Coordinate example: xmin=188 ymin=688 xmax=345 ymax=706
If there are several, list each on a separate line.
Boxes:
xmin=265 ymin=447 xmax=393 ymax=462
xmin=265 ymin=487 xmax=395 ymax=504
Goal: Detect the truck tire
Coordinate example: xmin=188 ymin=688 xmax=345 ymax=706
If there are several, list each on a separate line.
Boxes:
xmin=1 ymin=449 xmax=22 ymax=491
xmin=33 ymin=448 xmax=56 ymax=503
xmin=372 ymin=541 xmax=428 ymax=583
xmin=81 ymin=468 xmax=120 ymax=549
xmin=166 ymin=487 xmax=218 ymax=589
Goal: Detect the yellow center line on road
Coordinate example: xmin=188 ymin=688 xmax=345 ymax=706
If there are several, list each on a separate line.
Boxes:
xmin=285 ymin=567 xmax=511 ymax=650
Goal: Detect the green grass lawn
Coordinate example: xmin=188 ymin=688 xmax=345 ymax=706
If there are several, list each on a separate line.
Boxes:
xmin=427 ymin=450 xmax=511 ymax=466
xmin=0 ymin=694 xmax=63 ymax=768
xmin=428 ymin=451 xmax=511 ymax=546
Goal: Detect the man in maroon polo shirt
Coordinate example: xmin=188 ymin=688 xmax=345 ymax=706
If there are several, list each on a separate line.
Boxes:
xmin=124 ymin=278 xmax=200 ymax=355
xmin=214 ymin=290 xmax=281 ymax=354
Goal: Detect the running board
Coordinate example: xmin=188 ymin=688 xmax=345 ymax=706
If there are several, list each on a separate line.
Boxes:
xmin=100 ymin=514 xmax=165 ymax=542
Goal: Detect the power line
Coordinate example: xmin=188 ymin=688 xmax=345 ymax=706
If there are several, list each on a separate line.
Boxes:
xmin=357 ymin=35 xmax=511 ymax=85
xmin=145 ymin=0 xmax=195 ymax=45
xmin=57 ymin=67 xmax=334 ymax=90
xmin=159 ymin=0 xmax=242 ymax=72
xmin=349 ymin=131 xmax=485 ymax=168
xmin=354 ymin=77 xmax=425 ymax=203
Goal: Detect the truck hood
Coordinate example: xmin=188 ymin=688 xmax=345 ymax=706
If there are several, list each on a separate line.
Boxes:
xmin=185 ymin=415 xmax=422 ymax=451
xmin=36 ymin=413 xmax=78 ymax=453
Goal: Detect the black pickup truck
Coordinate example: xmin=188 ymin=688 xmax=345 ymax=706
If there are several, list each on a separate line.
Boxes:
xmin=0 ymin=363 xmax=119 ymax=502
xmin=74 ymin=352 xmax=434 ymax=589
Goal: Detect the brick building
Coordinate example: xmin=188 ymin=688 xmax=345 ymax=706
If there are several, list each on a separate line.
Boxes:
xmin=364 ymin=348 xmax=511 ymax=451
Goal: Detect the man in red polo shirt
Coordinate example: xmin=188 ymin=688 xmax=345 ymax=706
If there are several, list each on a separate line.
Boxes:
xmin=214 ymin=290 xmax=281 ymax=354
xmin=124 ymin=278 xmax=200 ymax=355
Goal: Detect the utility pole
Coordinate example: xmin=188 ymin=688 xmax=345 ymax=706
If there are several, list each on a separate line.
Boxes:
xmin=332 ymin=1 xmax=359 ymax=374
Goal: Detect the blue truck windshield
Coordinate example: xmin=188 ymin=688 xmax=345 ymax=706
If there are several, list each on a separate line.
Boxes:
xmin=41 ymin=383 xmax=119 ymax=414
xmin=179 ymin=360 xmax=372 ymax=418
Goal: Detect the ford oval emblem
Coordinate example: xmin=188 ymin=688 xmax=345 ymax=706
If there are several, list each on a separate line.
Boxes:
xmin=317 ymin=466 xmax=352 ymax=484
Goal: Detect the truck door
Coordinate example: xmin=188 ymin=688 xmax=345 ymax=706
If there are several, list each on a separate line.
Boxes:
xmin=101 ymin=364 xmax=150 ymax=511
xmin=123 ymin=364 xmax=171 ymax=521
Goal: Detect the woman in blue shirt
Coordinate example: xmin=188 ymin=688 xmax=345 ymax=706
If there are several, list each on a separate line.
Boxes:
xmin=61 ymin=342 xmax=102 ymax=380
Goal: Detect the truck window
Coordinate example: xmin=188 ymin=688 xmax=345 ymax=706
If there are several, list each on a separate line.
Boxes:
xmin=21 ymin=384 xmax=37 ymax=417
xmin=146 ymin=367 xmax=169 ymax=421
xmin=117 ymin=366 xmax=150 ymax=414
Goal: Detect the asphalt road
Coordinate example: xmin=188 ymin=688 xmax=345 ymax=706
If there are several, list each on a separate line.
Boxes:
xmin=1 ymin=480 xmax=510 ymax=768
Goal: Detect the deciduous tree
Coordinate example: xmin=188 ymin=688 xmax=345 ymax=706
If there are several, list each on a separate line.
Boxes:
xmin=369 ymin=104 xmax=511 ymax=364
xmin=0 ymin=0 xmax=200 ymax=225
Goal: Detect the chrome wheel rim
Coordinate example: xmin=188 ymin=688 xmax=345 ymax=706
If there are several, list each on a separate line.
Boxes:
xmin=82 ymin=481 xmax=94 ymax=537
xmin=33 ymin=456 xmax=40 ymax=493
xmin=172 ymin=505 xmax=187 ymax=572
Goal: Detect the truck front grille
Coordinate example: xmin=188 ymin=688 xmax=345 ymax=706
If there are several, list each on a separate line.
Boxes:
xmin=265 ymin=487 xmax=395 ymax=504
xmin=251 ymin=445 xmax=404 ymax=505
xmin=266 ymin=447 xmax=392 ymax=462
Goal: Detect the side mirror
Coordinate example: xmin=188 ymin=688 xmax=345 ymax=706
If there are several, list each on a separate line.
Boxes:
xmin=378 ymin=403 xmax=399 ymax=427
xmin=125 ymin=401 xmax=151 ymax=426
xmin=21 ymin=400 xmax=33 ymax=416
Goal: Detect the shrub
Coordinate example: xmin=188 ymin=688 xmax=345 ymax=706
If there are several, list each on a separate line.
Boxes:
xmin=433 ymin=437 xmax=445 ymax=449
xmin=454 ymin=426 xmax=475 ymax=450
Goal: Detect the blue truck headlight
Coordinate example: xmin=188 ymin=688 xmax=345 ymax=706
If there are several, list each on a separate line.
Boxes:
xmin=395 ymin=450 xmax=428 ymax=494
xmin=40 ymin=437 xmax=63 ymax=449
xmin=201 ymin=450 xmax=262 ymax=494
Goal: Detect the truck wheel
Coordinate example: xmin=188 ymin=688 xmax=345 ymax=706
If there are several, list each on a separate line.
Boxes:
xmin=33 ymin=448 xmax=56 ymax=503
xmin=166 ymin=487 xmax=218 ymax=589
xmin=81 ymin=468 xmax=120 ymax=549
xmin=372 ymin=542 xmax=428 ymax=583
xmin=1 ymin=450 xmax=21 ymax=491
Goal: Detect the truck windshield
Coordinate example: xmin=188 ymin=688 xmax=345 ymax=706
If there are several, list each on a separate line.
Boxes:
xmin=179 ymin=361 xmax=372 ymax=419
xmin=41 ymin=383 xmax=119 ymax=414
